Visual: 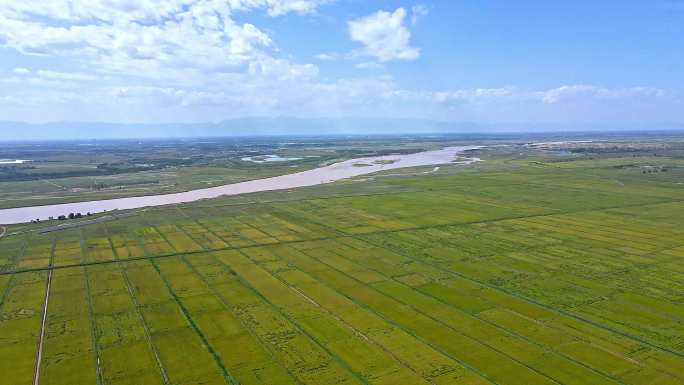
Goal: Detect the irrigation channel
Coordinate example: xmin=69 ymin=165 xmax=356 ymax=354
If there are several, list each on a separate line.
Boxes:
xmin=0 ymin=146 xmax=481 ymax=225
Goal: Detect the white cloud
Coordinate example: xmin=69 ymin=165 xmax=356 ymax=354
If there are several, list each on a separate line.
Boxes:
xmin=0 ymin=0 xmax=326 ymax=81
xmin=315 ymin=53 xmax=337 ymax=61
xmin=356 ymin=61 xmax=383 ymax=70
xmin=431 ymin=87 xmax=518 ymax=104
xmin=541 ymin=85 xmax=668 ymax=104
xmin=262 ymin=0 xmax=334 ymax=16
xmin=0 ymin=1 xmax=679 ymax=125
xmin=348 ymin=8 xmax=420 ymax=62
xmin=36 ymin=70 xmax=97 ymax=81
xmin=0 ymin=1 xmax=332 ymax=21
xmin=411 ymin=4 xmax=429 ymax=25
xmin=12 ymin=67 xmax=30 ymax=75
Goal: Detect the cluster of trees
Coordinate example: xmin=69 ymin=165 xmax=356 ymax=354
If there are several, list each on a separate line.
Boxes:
xmin=642 ymin=167 xmax=669 ymax=174
xmin=57 ymin=212 xmax=92 ymax=220
xmin=31 ymin=211 xmax=95 ymax=224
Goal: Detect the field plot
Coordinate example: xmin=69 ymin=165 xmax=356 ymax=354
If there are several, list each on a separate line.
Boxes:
xmin=0 ymin=271 xmax=48 ymax=385
xmin=39 ymin=267 xmax=97 ymax=385
xmin=1 ymin=152 xmax=684 ymax=384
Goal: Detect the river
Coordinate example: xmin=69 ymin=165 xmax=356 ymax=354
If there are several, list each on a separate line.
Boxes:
xmin=0 ymin=146 xmax=480 ymax=225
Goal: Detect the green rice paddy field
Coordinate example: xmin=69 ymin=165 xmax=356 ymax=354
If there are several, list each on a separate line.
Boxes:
xmin=2 ymin=154 xmax=684 ymax=385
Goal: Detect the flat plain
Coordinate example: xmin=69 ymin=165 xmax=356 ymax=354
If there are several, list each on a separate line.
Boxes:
xmin=2 ymin=139 xmax=684 ymax=385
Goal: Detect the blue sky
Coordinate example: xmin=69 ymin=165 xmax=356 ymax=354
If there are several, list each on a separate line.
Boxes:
xmin=0 ymin=0 xmax=683 ymax=126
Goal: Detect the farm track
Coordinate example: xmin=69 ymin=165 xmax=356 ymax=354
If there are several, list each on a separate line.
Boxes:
xmin=32 ymin=239 xmax=56 ymax=385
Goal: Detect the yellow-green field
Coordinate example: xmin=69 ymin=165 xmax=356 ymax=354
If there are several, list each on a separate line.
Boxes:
xmin=2 ymin=152 xmax=684 ymax=385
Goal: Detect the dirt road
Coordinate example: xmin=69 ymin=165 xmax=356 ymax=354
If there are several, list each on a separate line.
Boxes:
xmin=32 ymin=267 xmax=53 ymax=385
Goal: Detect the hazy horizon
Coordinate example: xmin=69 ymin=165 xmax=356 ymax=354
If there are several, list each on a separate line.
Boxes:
xmin=2 ymin=118 xmax=684 ymax=141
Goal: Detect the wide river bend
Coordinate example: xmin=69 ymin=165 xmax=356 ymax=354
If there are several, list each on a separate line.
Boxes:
xmin=0 ymin=146 xmax=480 ymax=225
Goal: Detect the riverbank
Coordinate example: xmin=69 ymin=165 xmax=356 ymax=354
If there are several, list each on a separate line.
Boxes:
xmin=0 ymin=146 xmax=481 ymax=225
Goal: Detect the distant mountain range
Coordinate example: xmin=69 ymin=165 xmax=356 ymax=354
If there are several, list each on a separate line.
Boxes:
xmin=1 ymin=118 xmax=682 ymax=140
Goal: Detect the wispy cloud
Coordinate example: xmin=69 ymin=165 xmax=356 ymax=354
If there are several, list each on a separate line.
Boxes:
xmin=12 ymin=67 xmax=30 ymax=75
xmin=36 ymin=70 xmax=97 ymax=81
xmin=356 ymin=61 xmax=383 ymax=70
xmin=315 ymin=53 xmax=338 ymax=61
xmin=411 ymin=4 xmax=429 ymax=25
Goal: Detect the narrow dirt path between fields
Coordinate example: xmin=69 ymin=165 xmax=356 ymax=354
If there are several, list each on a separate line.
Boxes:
xmin=32 ymin=266 xmax=53 ymax=385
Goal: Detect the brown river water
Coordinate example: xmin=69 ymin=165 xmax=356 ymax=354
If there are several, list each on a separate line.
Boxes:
xmin=0 ymin=146 xmax=480 ymax=225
